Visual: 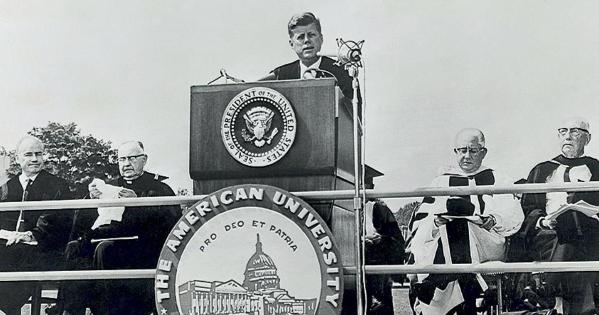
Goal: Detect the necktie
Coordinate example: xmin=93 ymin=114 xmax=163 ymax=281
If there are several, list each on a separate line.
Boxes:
xmin=564 ymin=166 xmax=582 ymax=236
xmin=303 ymin=69 xmax=316 ymax=79
xmin=564 ymin=166 xmax=573 ymax=203
xmin=16 ymin=178 xmax=33 ymax=231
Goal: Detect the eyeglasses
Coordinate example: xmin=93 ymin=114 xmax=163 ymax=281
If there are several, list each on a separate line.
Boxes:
xmin=117 ymin=154 xmax=146 ymax=163
xmin=558 ymin=127 xmax=589 ymax=137
xmin=454 ymin=147 xmax=485 ymax=155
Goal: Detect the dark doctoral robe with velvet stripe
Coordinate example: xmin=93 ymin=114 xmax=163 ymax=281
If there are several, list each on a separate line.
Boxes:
xmin=520 ymin=155 xmax=599 ymax=314
xmin=408 ymin=166 xmax=523 ymax=315
xmin=62 ymin=171 xmax=181 ymax=315
xmin=0 ymin=170 xmax=72 ymax=312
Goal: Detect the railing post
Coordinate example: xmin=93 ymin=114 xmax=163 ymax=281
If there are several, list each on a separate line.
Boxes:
xmin=497 ymin=276 xmax=502 ymax=315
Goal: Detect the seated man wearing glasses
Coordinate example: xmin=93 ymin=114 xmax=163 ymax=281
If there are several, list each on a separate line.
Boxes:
xmin=520 ymin=117 xmax=599 ymax=315
xmin=61 ymin=141 xmax=181 ymax=315
xmin=408 ymin=128 xmax=523 ymax=315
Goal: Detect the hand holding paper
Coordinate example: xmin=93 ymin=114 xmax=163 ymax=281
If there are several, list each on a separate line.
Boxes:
xmin=545 ymin=200 xmax=599 ymax=222
xmin=0 ymin=229 xmax=38 ymax=246
xmin=89 ymin=179 xmax=126 ymax=230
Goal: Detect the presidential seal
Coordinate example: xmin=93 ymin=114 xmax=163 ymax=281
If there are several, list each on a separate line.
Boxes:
xmin=221 ymin=87 xmax=297 ymax=167
xmin=155 ymin=184 xmax=343 ymax=315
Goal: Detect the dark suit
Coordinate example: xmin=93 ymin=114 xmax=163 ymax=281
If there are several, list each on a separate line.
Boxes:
xmin=271 ymin=56 xmax=358 ymax=103
xmin=0 ymin=170 xmax=72 ymax=313
xmin=62 ymin=171 xmax=181 ymax=315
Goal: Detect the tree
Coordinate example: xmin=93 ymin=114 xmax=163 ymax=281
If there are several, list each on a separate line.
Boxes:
xmin=394 ymin=200 xmax=421 ymax=227
xmin=7 ymin=122 xmax=118 ymax=197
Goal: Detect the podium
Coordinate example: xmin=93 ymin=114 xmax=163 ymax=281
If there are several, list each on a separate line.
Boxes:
xmin=190 ymin=78 xmax=361 ymax=263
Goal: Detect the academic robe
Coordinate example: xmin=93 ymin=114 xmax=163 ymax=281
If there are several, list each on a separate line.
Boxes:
xmin=0 ymin=170 xmax=72 ymax=313
xmin=520 ymin=155 xmax=599 ymax=314
xmin=62 ymin=171 xmax=181 ymax=315
xmin=364 ymin=201 xmax=405 ymax=315
xmin=408 ymin=166 xmax=523 ymax=315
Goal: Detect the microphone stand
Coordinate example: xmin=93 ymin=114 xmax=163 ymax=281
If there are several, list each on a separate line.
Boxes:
xmin=349 ymin=63 xmax=365 ymax=315
xmin=337 ymin=37 xmax=366 ymax=315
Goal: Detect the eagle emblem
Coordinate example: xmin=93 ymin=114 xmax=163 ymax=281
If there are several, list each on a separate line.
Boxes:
xmin=241 ymin=106 xmax=279 ymax=147
xmin=221 ymin=87 xmax=296 ymax=167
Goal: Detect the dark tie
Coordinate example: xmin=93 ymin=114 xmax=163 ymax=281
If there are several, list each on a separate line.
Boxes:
xmin=22 ymin=178 xmax=33 ymax=201
xmin=564 ymin=166 xmax=573 ymax=203
xmin=564 ymin=166 xmax=583 ymax=236
xmin=16 ymin=178 xmax=33 ymax=231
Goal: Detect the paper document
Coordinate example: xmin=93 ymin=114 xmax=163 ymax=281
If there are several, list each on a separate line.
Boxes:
xmin=0 ymin=229 xmax=38 ymax=245
xmin=89 ymin=178 xmax=126 ymax=230
xmin=437 ymin=214 xmax=484 ymax=225
xmin=90 ymin=235 xmax=139 ymax=244
xmin=545 ymin=200 xmax=599 ymax=222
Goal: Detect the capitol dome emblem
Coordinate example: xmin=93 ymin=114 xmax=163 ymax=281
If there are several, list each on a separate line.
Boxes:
xmin=155 ymin=184 xmax=343 ymax=315
xmin=221 ymin=87 xmax=297 ymax=167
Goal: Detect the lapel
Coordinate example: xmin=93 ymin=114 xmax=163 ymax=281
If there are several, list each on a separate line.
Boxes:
xmin=319 ymin=56 xmax=334 ymax=72
xmin=291 ymin=60 xmax=301 ymax=79
xmin=24 ymin=170 xmax=58 ymax=201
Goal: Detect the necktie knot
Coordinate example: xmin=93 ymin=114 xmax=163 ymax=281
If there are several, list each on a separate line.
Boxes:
xmin=25 ymin=178 xmax=33 ymax=191
xmin=303 ymin=69 xmax=316 ymax=79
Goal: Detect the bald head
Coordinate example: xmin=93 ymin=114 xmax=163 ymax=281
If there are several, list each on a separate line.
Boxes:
xmin=453 ymin=128 xmax=487 ymax=173
xmin=16 ymin=136 xmax=44 ymax=154
xmin=558 ymin=117 xmax=591 ymax=158
xmin=560 ymin=116 xmax=590 ymax=132
xmin=16 ymin=136 xmax=45 ymax=177
xmin=454 ymin=128 xmax=485 ymax=148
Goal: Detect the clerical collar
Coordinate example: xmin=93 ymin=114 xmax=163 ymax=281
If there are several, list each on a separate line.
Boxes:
xmin=19 ymin=172 xmax=40 ymax=190
xmin=300 ymin=56 xmax=323 ymax=78
xmin=123 ymin=172 xmax=144 ymax=185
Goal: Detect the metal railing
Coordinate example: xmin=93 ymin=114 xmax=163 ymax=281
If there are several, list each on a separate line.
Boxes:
xmin=1 ymin=181 xmax=598 ymax=211
xmin=2 ymin=182 xmax=599 ymax=313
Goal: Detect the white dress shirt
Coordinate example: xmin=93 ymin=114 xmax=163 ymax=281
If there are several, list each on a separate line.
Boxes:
xmin=300 ymin=57 xmax=323 ymax=79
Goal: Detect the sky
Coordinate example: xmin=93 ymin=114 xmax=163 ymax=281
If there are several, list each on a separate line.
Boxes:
xmin=2 ymin=1 xmax=599 ymax=211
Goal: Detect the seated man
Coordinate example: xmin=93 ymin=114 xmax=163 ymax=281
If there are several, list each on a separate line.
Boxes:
xmin=0 ymin=136 xmax=72 ymax=315
xmin=520 ymin=117 xmax=599 ymax=315
xmin=61 ymin=141 xmax=181 ymax=315
xmin=408 ymin=128 xmax=523 ymax=315
xmin=261 ymin=12 xmax=357 ymax=102
xmin=364 ymin=200 xmax=405 ymax=315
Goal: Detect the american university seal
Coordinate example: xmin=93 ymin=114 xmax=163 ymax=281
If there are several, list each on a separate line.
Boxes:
xmin=221 ymin=87 xmax=297 ymax=167
xmin=155 ymin=184 xmax=343 ymax=315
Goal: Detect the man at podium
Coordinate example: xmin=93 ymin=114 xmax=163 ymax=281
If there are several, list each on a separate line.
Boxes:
xmin=261 ymin=12 xmax=356 ymax=101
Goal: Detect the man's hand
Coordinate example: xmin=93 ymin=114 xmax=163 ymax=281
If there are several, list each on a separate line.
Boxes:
xmin=434 ymin=215 xmax=450 ymax=227
xmin=5 ymin=231 xmax=35 ymax=246
xmin=539 ymin=217 xmax=557 ymax=230
xmin=479 ymin=215 xmax=496 ymax=231
xmin=118 ymin=188 xmax=137 ymax=198
xmin=89 ymin=185 xmax=102 ymax=199
xmin=365 ymin=233 xmax=382 ymax=245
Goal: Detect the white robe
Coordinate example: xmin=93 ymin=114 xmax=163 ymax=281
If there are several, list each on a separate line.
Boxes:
xmin=408 ymin=166 xmax=524 ymax=315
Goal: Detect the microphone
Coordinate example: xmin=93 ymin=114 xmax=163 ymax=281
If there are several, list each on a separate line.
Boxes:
xmin=303 ymin=68 xmax=337 ymax=81
xmin=335 ymin=38 xmax=365 ymax=68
